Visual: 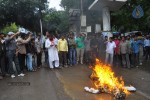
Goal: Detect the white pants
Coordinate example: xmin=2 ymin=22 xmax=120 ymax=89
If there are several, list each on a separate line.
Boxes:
xmin=49 ymin=60 xmax=59 ymax=69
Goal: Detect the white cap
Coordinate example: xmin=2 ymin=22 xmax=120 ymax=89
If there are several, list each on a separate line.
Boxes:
xmin=19 ymin=28 xmax=26 ymax=33
xmin=8 ymin=32 xmax=14 ymax=35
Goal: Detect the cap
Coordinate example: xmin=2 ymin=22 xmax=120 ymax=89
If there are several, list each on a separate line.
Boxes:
xmin=8 ymin=32 xmax=14 ymax=35
xmin=19 ymin=28 xmax=26 ymax=33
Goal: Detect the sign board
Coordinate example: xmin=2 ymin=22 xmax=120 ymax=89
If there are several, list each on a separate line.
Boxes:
xmin=95 ymin=24 xmax=101 ymax=33
xmin=132 ymin=5 xmax=144 ymax=19
xmin=87 ymin=26 xmax=91 ymax=32
xmin=81 ymin=15 xmax=86 ymax=26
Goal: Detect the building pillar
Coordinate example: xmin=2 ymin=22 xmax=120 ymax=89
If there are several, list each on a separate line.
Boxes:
xmin=102 ymin=7 xmax=111 ymax=31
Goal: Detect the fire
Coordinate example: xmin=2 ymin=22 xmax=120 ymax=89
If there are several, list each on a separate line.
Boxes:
xmin=90 ymin=59 xmax=129 ymax=95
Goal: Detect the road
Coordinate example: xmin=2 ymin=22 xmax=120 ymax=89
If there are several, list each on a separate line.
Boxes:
xmin=55 ymin=64 xmax=150 ymax=100
xmin=0 ymin=67 xmax=70 ymax=100
xmin=0 ymin=64 xmax=150 ymax=100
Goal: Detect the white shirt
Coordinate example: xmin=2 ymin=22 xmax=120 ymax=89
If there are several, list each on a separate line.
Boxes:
xmin=106 ymin=41 xmax=116 ymax=54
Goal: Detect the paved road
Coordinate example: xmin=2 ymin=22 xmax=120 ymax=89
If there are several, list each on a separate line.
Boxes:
xmin=0 ymin=67 xmax=71 ymax=100
xmin=0 ymin=64 xmax=150 ymax=100
xmin=55 ymin=65 xmax=150 ymax=100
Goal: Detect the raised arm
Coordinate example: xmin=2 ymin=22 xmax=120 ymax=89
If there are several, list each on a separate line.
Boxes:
xmin=5 ymin=32 xmax=20 ymax=43
xmin=18 ymin=34 xmax=32 ymax=44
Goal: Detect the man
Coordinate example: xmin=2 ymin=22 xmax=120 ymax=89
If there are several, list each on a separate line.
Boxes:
xmin=84 ymin=35 xmax=91 ymax=65
xmin=114 ymin=37 xmax=120 ymax=66
xmin=105 ymin=37 xmax=116 ymax=66
xmin=90 ymin=35 xmax=99 ymax=57
xmin=131 ymin=36 xmax=144 ymax=67
xmin=26 ymin=37 xmax=37 ymax=72
xmin=17 ymin=32 xmax=32 ymax=72
xmin=0 ymin=33 xmax=6 ymax=79
xmin=45 ymin=34 xmax=59 ymax=69
xmin=68 ymin=34 xmax=76 ymax=66
xmin=5 ymin=32 xmax=25 ymax=78
xmin=76 ymin=33 xmax=86 ymax=64
xmin=126 ymin=36 xmax=133 ymax=66
xmin=43 ymin=31 xmax=49 ymax=65
xmin=119 ymin=37 xmax=130 ymax=68
xmin=58 ymin=35 xmax=68 ymax=67
xmin=144 ymin=36 xmax=150 ymax=60
xmin=90 ymin=35 xmax=99 ymax=64
xmin=35 ymin=35 xmax=42 ymax=68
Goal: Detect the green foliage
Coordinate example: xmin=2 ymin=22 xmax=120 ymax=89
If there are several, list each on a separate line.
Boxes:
xmin=2 ymin=23 xmax=18 ymax=34
xmin=57 ymin=11 xmax=69 ymax=32
xmin=0 ymin=0 xmax=70 ymax=33
xmin=0 ymin=0 xmax=48 ymax=32
xmin=42 ymin=9 xmax=69 ymax=33
xmin=111 ymin=0 xmax=150 ymax=32
xmin=60 ymin=0 xmax=77 ymax=11
xmin=44 ymin=9 xmax=60 ymax=23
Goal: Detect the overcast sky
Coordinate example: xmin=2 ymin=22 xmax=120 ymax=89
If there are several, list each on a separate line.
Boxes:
xmin=48 ymin=0 xmax=64 ymax=10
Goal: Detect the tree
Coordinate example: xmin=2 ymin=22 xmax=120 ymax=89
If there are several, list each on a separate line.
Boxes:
xmin=111 ymin=0 xmax=150 ymax=32
xmin=2 ymin=23 xmax=18 ymax=34
xmin=42 ymin=8 xmax=69 ymax=33
xmin=0 ymin=0 xmax=72 ymax=33
xmin=57 ymin=11 xmax=69 ymax=33
xmin=0 ymin=0 xmax=48 ymax=32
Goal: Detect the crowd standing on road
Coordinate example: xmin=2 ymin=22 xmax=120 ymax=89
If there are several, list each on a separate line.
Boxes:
xmin=106 ymin=34 xmax=150 ymax=68
xmin=0 ymin=31 xmax=150 ymax=80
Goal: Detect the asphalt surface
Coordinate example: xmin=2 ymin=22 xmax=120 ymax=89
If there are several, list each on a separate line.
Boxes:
xmin=1 ymin=63 xmax=150 ymax=100
xmin=0 ymin=67 xmax=71 ymax=100
xmin=0 ymin=43 xmax=150 ymax=100
xmin=0 ymin=62 xmax=150 ymax=100
xmin=55 ymin=64 xmax=150 ymax=100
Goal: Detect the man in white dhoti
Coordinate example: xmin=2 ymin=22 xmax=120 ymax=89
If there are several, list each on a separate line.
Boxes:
xmin=45 ymin=35 xmax=59 ymax=69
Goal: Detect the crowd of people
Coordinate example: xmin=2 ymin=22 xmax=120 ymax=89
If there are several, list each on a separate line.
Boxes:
xmin=0 ymin=31 xmax=42 ymax=79
xmin=105 ymin=34 xmax=150 ymax=68
xmin=0 ymin=31 xmax=150 ymax=80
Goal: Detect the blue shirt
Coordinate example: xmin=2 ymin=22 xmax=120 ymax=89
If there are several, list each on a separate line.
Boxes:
xmin=130 ymin=39 xmax=135 ymax=44
xmin=131 ymin=40 xmax=144 ymax=53
xmin=144 ymin=39 xmax=150 ymax=47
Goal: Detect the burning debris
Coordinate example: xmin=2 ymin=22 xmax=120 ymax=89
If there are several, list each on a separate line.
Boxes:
xmin=84 ymin=59 xmax=136 ymax=100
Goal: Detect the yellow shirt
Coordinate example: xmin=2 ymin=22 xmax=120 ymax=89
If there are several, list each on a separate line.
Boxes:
xmin=58 ymin=39 xmax=68 ymax=52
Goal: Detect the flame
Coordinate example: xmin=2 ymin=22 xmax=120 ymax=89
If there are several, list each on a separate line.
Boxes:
xmin=90 ymin=59 xmax=129 ymax=95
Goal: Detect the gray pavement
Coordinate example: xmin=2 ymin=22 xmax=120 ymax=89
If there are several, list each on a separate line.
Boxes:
xmin=55 ymin=65 xmax=150 ymax=100
xmin=0 ymin=63 xmax=150 ymax=100
xmin=1 ymin=37 xmax=150 ymax=100
xmin=0 ymin=68 xmax=71 ymax=100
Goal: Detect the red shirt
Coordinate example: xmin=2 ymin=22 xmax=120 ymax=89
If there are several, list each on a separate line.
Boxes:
xmin=114 ymin=40 xmax=120 ymax=54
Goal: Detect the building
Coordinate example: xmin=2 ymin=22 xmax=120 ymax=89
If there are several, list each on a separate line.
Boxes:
xmin=69 ymin=0 xmax=127 ymax=35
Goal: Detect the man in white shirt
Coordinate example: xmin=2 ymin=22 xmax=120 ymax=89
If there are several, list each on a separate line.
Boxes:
xmin=105 ymin=37 xmax=116 ymax=66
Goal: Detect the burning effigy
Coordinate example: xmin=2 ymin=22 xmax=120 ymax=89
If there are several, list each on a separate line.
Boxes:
xmin=84 ymin=59 xmax=136 ymax=100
